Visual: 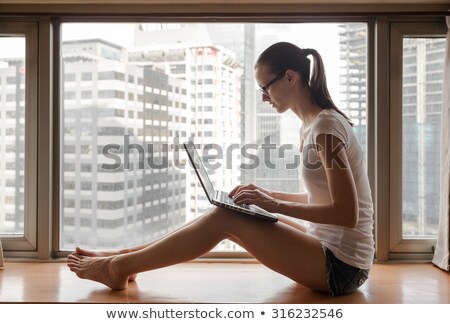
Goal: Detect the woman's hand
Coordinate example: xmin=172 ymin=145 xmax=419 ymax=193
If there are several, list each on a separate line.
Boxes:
xmin=229 ymin=183 xmax=281 ymax=213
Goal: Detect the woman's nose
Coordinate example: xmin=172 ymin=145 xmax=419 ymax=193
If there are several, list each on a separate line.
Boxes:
xmin=262 ymin=93 xmax=270 ymax=102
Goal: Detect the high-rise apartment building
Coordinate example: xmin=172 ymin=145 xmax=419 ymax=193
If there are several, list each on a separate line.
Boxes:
xmin=401 ymin=37 xmax=445 ymax=236
xmin=129 ymin=24 xmax=243 ymax=251
xmin=0 ymin=58 xmax=25 ymax=234
xmin=205 ymin=24 xmax=257 ymax=185
xmin=130 ymin=25 xmax=242 ymax=221
xmin=61 ymin=39 xmax=189 ymax=249
xmin=339 ymin=24 xmax=368 ymax=153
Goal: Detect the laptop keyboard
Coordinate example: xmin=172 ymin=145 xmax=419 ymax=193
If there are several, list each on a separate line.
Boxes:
xmin=219 ymin=192 xmax=250 ymax=210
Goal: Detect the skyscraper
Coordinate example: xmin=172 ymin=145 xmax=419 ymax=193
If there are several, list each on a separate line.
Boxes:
xmin=339 ymin=24 xmax=368 ymax=153
xmin=61 ymin=39 xmax=189 ymax=249
xmin=0 ymin=58 xmax=25 ymax=234
xmin=401 ymin=37 xmax=445 ymax=237
xmin=130 ymin=25 xmax=242 ymax=223
xmin=206 ymin=24 xmax=257 ymax=185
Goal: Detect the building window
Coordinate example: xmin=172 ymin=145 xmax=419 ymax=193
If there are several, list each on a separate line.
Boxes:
xmin=81 ymin=90 xmax=92 ymax=99
xmin=64 ymin=91 xmax=76 ymax=100
xmin=81 ymin=72 xmax=92 ymax=81
xmin=64 ymin=73 xmax=76 ymax=82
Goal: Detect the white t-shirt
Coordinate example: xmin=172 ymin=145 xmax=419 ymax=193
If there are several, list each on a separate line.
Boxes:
xmin=299 ymin=108 xmax=375 ymax=270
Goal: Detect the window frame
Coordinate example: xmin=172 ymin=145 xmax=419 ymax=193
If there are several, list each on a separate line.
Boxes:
xmin=51 ymin=17 xmax=375 ymax=259
xmin=388 ymin=21 xmax=447 ymax=259
xmin=0 ymin=21 xmax=39 ymax=256
xmin=0 ymin=8 xmax=446 ymax=262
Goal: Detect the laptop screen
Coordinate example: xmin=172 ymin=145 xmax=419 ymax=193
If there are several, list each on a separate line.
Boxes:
xmin=184 ymin=141 xmax=216 ymax=202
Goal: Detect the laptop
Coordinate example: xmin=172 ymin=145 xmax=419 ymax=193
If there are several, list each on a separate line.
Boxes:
xmin=183 ymin=141 xmax=278 ymax=223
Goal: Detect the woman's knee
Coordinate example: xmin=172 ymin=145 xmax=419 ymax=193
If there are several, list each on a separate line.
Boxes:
xmin=199 ymin=206 xmax=223 ymax=226
xmin=203 ymin=206 xmax=230 ymax=218
xmin=200 ymin=207 xmax=235 ymax=239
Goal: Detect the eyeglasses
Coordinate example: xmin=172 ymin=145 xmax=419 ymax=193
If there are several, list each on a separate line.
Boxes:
xmin=259 ymin=71 xmax=286 ymax=96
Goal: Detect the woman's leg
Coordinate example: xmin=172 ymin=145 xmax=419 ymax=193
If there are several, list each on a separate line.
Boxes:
xmin=67 ymin=207 xmax=328 ymax=292
xmin=277 ymin=215 xmax=308 ymax=232
xmin=77 ymin=213 xmax=305 ymax=257
xmin=77 ymin=212 xmax=211 ymax=257
xmin=73 ymin=209 xmax=241 ymax=282
xmin=75 ymin=212 xmax=303 ymax=279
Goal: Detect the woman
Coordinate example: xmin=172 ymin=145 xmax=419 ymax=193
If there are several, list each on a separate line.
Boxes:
xmin=67 ymin=42 xmax=374 ymax=296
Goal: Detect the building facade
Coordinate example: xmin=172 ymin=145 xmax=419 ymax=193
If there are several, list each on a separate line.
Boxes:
xmin=61 ymin=39 xmax=189 ymax=249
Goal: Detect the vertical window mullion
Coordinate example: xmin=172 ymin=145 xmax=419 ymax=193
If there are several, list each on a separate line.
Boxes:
xmin=37 ymin=18 xmax=54 ymax=260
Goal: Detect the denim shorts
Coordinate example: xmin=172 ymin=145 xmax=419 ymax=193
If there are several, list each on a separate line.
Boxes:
xmin=323 ymin=246 xmax=369 ymax=296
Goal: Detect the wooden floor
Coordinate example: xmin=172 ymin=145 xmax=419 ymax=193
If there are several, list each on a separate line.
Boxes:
xmin=0 ymin=261 xmax=449 ymax=303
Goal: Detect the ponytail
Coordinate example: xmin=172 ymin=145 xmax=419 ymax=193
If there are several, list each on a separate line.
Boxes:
xmin=256 ymin=42 xmax=354 ymax=127
xmin=302 ymin=48 xmax=354 ymax=127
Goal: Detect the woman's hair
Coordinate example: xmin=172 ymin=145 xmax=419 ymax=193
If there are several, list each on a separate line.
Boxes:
xmin=255 ymin=42 xmax=354 ymax=127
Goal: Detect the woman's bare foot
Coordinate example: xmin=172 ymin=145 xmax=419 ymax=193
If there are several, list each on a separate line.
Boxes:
xmin=67 ymin=253 xmax=129 ymax=290
xmin=75 ymin=247 xmax=137 ymax=281
xmin=76 ymin=246 xmax=126 ymax=257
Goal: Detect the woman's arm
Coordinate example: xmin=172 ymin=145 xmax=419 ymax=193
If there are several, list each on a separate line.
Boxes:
xmin=270 ymin=191 xmax=309 ymax=204
xmin=232 ymin=134 xmax=358 ymax=228
xmin=277 ymin=133 xmax=358 ymax=228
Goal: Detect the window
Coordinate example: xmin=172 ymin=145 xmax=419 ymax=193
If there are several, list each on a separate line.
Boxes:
xmin=81 ymin=90 xmax=92 ymax=99
xmin=64 ymin=91 xmax=76 ymax=100
xmin=0 ymin=5 xmax=445 ymax=263
xmin=0 ymin=22 xmax=38 ymax=252
xmin=81 ymin=72 xmax=92 ymax=81
xmin=64 ymin=73 xmax=76 ymax=82
xmin=389 ymin=22 xmax=447 ymax=256
xmin=59 ymin=22 xmax=368 ymax=254
xmin=402 ymin=37 xmax=443 ymax=239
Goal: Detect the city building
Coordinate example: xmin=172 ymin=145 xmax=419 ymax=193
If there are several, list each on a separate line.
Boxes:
xmin=130 ymin=24 xmax=242 ymax=222
xmin=60 ymin=39 xmax=189 ymax=249
xmin=401 ymin=37 xmax=445 ymax=237
xmin=205 ymin=24 xmax=257 ymax=185
xmin=0 ymin=57 xmax=25 ymax=234
xmin=339 ymin=23 xmax=368 ymax=154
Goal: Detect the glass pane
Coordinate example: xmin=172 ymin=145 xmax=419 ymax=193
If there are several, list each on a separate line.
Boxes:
xmin=0 ymin=37 xmax=26 ymax=235
xmin=402 ymin=37 xmax=445 ymax=239
xmin=60 ymin=23 xmax=367 ymax=251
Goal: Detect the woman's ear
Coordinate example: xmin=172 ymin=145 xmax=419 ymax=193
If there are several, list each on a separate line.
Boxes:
xmin=285 ymin=69 xmax=297 ymax=85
